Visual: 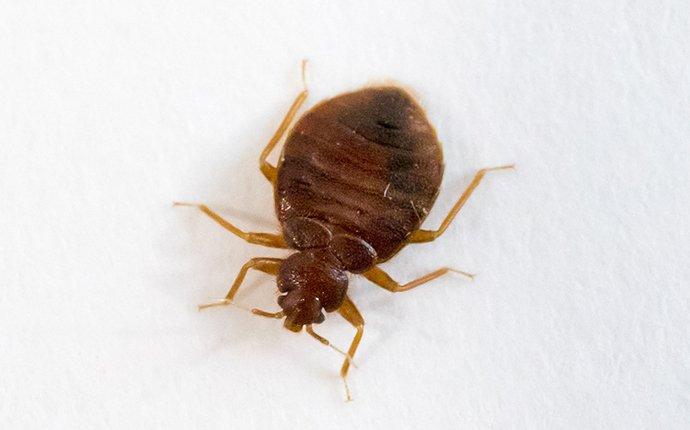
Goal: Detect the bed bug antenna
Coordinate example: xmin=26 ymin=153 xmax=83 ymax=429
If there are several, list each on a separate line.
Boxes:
xmin=306 ymin=325 xmax=356 ymax=368
xmin=251 ymin=309 xmax=285 ymax=319
xmin=305 ymin=324 xmax=357 ymax=401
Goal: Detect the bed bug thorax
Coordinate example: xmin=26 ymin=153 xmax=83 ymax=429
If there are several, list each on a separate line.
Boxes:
xmin=278 ymin=217 xmax=377 ymax=331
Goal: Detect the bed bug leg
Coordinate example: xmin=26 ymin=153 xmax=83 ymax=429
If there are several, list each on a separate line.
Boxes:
xmin=337 ymin=296 xmax=364 ymax=401
xmin=259 ymin=60 xmax=309 ymax=184
xmin=362 ymin=266 xmax=474 ymax=293
xmin=174 ymin=202 xmax=288 ymax=248
xmin=408 ymin=164 xmax=515 ymax=243
xmin=197 ymin=257 xmax=283 ymax=310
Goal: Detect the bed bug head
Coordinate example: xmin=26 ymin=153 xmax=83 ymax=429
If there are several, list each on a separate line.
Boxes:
xmin=276 ymin=250 xmax=348 ymax=331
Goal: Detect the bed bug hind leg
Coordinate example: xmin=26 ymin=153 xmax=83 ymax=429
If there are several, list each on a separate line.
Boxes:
xmin=408 ymin=164 xmax=514 ymax=243
xmin=174 ymin=202 xmax=288 ymax=248
xmin=362 ymin=265 xmax=474 ymax=293
xmin=337 ymin=296 xmax=364 ymax=402
xmin=259 ymin=60 xmax=309 ymax=184
xmin=197 ymin=257 xmax=283 ymax=310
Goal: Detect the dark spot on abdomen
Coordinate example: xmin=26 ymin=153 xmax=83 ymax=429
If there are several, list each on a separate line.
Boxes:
xmin=376 ymin=120 xmax=400 ymax=130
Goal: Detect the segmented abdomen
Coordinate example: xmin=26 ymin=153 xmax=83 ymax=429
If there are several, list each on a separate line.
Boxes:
xmin=275 ymin=87 xmax=443 ymax=261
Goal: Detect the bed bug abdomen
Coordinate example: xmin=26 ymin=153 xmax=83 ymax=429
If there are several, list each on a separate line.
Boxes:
xmin=276 ymin=86 xmax=443 ymax=261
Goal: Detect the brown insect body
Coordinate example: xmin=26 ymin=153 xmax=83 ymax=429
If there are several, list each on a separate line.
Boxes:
xmin=177 ymin=66 xmax=511 ymax=399
xmin=275 ymin=87 xmax=443 ymax=328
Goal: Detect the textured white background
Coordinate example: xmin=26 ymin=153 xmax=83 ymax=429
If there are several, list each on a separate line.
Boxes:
xmin=1 ymin=1 xmax=689 ymax=428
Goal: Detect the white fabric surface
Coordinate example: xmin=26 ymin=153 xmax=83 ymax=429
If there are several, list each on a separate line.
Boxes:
xmin=1 ymin=1 xmax=688 ymax=428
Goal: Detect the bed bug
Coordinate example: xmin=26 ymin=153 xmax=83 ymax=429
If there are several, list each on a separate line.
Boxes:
xmin=175 ymin=62 xmax=512 ymax=400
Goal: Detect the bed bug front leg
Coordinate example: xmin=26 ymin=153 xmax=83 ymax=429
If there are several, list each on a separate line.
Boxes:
xmin=174 ymin=202 xmax=288 ymax=248
xmin=362 ymin=265 xmax=474 ymax=293
xmin=259 ymin=60 xmax=309 ymax=184
xmin=408 ymin=164 xmax=514 ymax=243
xmin=197 ymin=257 xmax=282 ymax=310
